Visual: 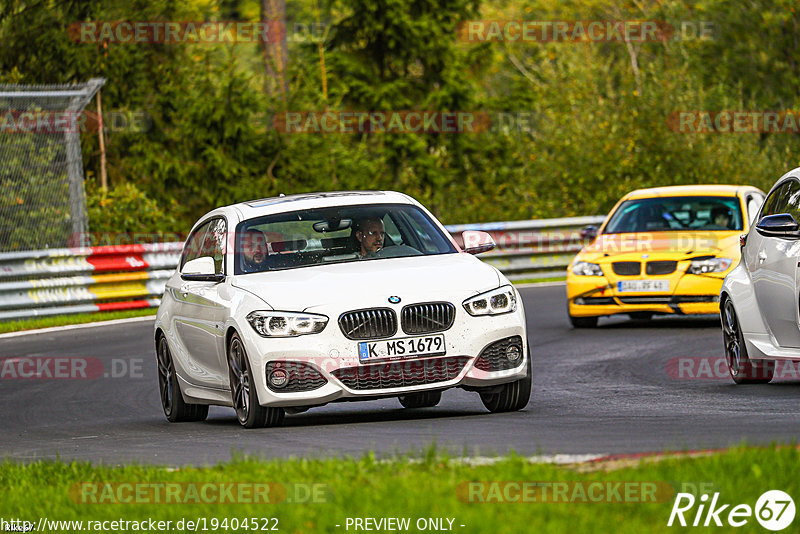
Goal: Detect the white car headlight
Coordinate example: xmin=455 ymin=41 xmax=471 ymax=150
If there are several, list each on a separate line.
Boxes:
xmin=687 ymin=257 xmax=733 ymax=274
xmin=246 ymin=311 xmax=328 ymax=337
xmin=572 ymin=261 xmax=604 ymax=276
xmin=463 ymin=285 xmax=517 ymax=316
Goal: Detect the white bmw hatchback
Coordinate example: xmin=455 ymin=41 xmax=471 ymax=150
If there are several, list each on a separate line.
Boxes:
xmin=154 ymin=191 xmax=530 ymax=427
xmin=721 ymin=169 xmax=800 ymax=384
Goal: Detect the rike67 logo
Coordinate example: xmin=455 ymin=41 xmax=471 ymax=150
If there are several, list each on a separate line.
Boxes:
xmin=668 ymin=490 xmax=795 ymax=531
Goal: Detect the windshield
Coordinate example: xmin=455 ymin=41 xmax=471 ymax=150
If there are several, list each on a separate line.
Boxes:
xmin=603 ymin=196 xmax=744 ymax=234
xmin=234 ymin=203 xmax=457 ymax=274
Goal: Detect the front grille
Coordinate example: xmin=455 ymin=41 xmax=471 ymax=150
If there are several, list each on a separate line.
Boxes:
xmin=612 ymin=261 xmax=641 ymax=276
xmin=618 ymin=296 xmax=672 ymax=304
xmin=474 ymin=336 xmax=524 ymax=372
xmin=265 ymin=361 xmax=327 ymax=393
xmin=576 ymin=297 xmax=615 ymax=305
xmin=401 ymin=302 xmax=455 ymax=334
xmin=617 ymin=295 xmax=719 ymax=305
xmin=339 ymin=308 xmax=397 ymax=340
xmin=646 ymin=261 xmax=677 ymax=275
xmin=331 ymin=356 xmax=470 ymax=390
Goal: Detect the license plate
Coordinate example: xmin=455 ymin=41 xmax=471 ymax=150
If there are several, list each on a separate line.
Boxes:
xmin=358 ymin=334 xmax=446 ymax=362
xmin=617 ymin=280 xmax=670 ymax=292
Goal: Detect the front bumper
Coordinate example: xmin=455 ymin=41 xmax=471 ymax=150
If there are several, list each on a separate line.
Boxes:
xmin=239 ymin=308 xmax=529 ymax=407
xmin=567 ymin=271 xmax=725 ymax=318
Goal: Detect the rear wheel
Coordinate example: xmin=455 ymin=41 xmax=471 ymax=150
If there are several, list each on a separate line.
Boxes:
xmin=721 ymin=298 xmax=774 ymax=384
xmin=569 ymin=314 xmax=598 ymax=328
xmin=228 ymin=333 xmax=285 ymax=428
xmin=156 ymin=335 xmax=209 ymax=422
xmin=479 ymin=351 xmax=532 ymax=413
xmin=398 ymin=391 xmax=442 ymax=408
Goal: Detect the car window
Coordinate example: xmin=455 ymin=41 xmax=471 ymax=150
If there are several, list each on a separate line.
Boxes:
xmin=234 ymin=204 xmax=457 ymax=274
xmin=180 ymin=217 xmax=226 ymax=274
xmin=603 ymin=196 xmax=744 ymax=233
xmin=181 ymin=219 xmax=213 ymax=269
xmin=200 ymin=218 xmax=226 ymax=275
xmin=782 ymin=181 xmax=800 ymax=222
xmin=760 ymin=182 xmax=792 ymax=218
xmin=746 ymin=194 xmax=764 ymax=224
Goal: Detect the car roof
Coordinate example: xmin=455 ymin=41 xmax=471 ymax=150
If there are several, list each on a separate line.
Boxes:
xmin=623 ymin=184 xmax=759 ymax=200
xmin=200 ymin=190 xmax=419 ymax=226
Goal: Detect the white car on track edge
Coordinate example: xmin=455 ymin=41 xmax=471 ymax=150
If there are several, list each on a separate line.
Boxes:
xmin=154 ymin=191 xmax=531 ymax=427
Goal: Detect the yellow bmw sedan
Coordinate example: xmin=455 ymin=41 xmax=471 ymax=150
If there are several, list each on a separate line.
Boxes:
xmin=566 ymin=185 xmax=765 ymax=327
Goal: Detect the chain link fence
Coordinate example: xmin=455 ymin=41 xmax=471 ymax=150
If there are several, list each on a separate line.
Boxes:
xmin=0 ymin=78 xmax=105 ymax=252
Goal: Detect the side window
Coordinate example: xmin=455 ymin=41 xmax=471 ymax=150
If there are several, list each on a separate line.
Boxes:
xmin=181 ymin=220 xmax=213 ymax=269
xmin=383 ymin=214 xmax=403 ymax=245
xmin=198 ymin=218 xmax=226 ymax=275
xmin=760 ymin=183 xmax=791 ymax=218
xmin=785 ymin=182 xmax=800 ymax=222
xmin=180 ymin=218 xmax=226 ymax=274
xmin=746 ymin=194 xmax=764 ymax=224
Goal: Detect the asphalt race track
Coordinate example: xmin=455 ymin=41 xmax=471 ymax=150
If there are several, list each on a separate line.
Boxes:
xmin=2 ymin=284 xmax=800 ymax=465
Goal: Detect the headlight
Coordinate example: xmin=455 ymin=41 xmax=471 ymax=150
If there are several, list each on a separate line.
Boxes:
xmin=463 ymin=285 xmax=517 ymax=316
xmin=687 ymin=257 xmax=733 ymax=274
xmin=572 ymin=261 xmax=604 ymax=276
xmin=246 ymin=311 xmax=328 ymax=337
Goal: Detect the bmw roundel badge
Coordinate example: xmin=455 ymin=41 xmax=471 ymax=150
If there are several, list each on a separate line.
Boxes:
xmin=388 ymin=296 xmax=401 ymax=304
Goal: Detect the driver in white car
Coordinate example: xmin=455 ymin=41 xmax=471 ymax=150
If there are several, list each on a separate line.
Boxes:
xmin=354 ymin=218 xmax=385 ymax=258
xmin=240 ymin=228 xmax=269 ymax=272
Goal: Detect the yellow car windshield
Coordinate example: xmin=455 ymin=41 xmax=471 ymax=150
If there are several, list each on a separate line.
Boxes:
xmin=604 ymin=196 xmax=743 ymax=233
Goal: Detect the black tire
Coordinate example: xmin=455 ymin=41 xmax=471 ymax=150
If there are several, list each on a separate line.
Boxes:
xmin=479 ymin=350 xmax=532 ymax=413
xmin=398 ymin=390 xmax=442 ymax=408
xmin=721 ymin=298 xmax=774 ymax=384
xmin=156 ymin=335 xmax=209 ymax=422
xmin=569 ymin=314 xmax=598 ymax=328
xmin=228 ymin=333 xmax=285 ymax=428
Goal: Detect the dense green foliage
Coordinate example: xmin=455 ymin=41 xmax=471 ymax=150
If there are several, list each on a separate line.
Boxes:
xmin=1 ymin=0 xmax=799 ymax=233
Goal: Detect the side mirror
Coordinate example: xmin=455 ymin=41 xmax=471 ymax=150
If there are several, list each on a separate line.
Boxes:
xmin=462 ymin=230 xmax=496 ymax=255
xmin=181 ymin=256 xmax=224 ymax=282
xmin=580 ymin=225 xmax=598 ymax=241
xmin=755 ymin=213 xmax=800 ymax=238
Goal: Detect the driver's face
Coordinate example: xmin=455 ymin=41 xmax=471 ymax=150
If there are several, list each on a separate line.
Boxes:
xmin=242 ymin=232 xmax=268 ymax=264
xmin=358 ymin=220 xmax=385 ymax=254
xmin=714 ymin=214 xmax=730 ymax=227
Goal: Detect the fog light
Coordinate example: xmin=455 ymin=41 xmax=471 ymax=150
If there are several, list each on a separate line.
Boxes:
xmin=505 ymin=344 xmax=522 ymax=363
xmin=268 ymin=369 xmax=289 ymax=389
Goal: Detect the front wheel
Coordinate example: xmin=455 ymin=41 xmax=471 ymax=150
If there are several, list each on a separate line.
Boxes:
xmin=479 ymin=351 xmax=532 ymax=413
xmin=721 ymin=298 xmax=774 ymax=384
xmin=398 ymin=391 xmax=442 ymax=408
xmin=228 ymin=333 xmax=285 ymax=428
xmin=156 ymin=335 xmax=209 ymax=422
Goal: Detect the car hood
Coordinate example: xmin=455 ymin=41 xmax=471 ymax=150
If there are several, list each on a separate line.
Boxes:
xmin=577 ymin=231 xmax=741 ymax=262
xmin=231 ymin=253 xmax=501 ymax=312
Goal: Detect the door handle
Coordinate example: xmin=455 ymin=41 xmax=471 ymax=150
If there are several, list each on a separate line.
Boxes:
xmin=758 ymin=251 xmax=767 ymax=263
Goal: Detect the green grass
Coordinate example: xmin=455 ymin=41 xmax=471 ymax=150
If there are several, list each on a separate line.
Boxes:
xmin=0 ymin=308 xmax=157 ymax=334
xmin=0 ymin=446 xmax=796 ymax=533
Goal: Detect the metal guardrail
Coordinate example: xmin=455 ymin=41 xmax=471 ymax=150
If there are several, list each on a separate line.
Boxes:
xmin=446 ymin=215 xmax=605 ymax=281
xmin=0 ymin=216 xmax=604 ymax=321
